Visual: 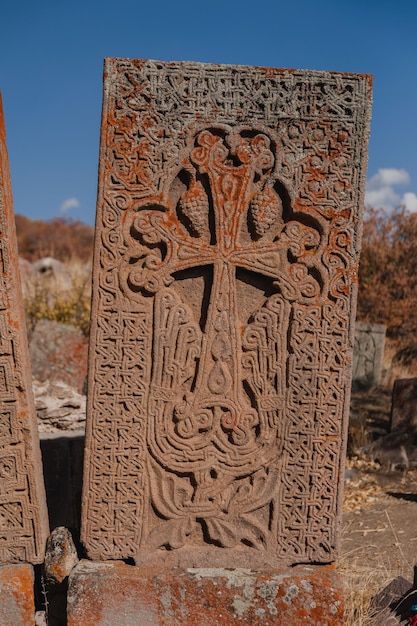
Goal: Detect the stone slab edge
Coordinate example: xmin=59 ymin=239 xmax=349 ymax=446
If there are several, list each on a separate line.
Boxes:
xmin=0 ymin=563 xmax=34 ymax=626
xmin=67 ymin=559 xmax=343 ymax=625
xmin=0 ymin=93 xmax=49 ymax=563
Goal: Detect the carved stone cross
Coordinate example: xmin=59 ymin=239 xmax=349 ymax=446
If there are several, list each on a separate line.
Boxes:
xmin=121 ymin=126 xmax=323 ymax=551
xmin=82 ymin=59 xmax=372 ymax=569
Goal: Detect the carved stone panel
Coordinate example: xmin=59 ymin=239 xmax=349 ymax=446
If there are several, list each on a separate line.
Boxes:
xmin=352 ymin=321 xmax=386 ymax=392
xmin=82 ymin=59 xmax=372 ymax=567
xmin=0 ymin=95 xmax=49 ymax=564
xmin=390 ymin=377 xmax=417 ymax=433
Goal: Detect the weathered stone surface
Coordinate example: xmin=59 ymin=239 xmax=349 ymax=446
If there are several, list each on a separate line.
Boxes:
xmin=32 ymin=257 xmax=72 ymax=291
xmin=0 ymin=94 xmax=49 ymax=563
xmin=368 ymin=575 xmax=413 ymax=625
xmin=44 ymin=526 xmax=79 ymax=585
xmin=43 ymin=526 xmax=79 ymax=626
xmin=390 ymin=377 xmax=417 ymax=433
xmin=352 ymin=321 xmax=386 ymax=392
xmin=18 ymin=257 xmax=33 ymax=297
xmin=365 ymin=430 xmax=417 ymax=469
xmin=34 ymin=378 xmax=86 ymax=432
xmin=29 ymin=319 xmax=88 ymax=394
xmin=67 ymin=560 xmax=344 ymax=626
xmin=82 ymin=59 xmax=372 ymax=567
xmin=0 ymin=563 xmax=34 ymax=625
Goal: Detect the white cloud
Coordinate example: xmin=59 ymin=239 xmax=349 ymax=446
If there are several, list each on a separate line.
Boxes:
xmin=365 ymin=168 xmax=417 ymax=213
xmin=401 ymin=192 xmax=417 ymax=213
xmin=367 ymin=168 xmax=410 ymax=191
xmin=365 ymin=186 xmax=400 ymax=211
xmin=60 ymin=197 xmax=80 ymax=214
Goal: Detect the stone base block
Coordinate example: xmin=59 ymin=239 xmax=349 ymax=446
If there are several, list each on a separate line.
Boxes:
xmin=67 ymin=560 xmax=344 ymax=625
xmin=0 ymin=564 xmax=34 ymax=626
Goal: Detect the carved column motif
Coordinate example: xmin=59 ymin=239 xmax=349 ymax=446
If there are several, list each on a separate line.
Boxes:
xmin=82 ymin=59 xmax=372 ymax=568
xmin=0 ymin=95 xmax=49 ymax=564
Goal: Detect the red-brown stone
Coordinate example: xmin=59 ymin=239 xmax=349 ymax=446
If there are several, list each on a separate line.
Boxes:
xmin=0 ymin=564 xmax=34 ymax=626
xmin=0 ymin=93 xmax=49 ymax=564
xmin=82 ymin=59 xmax=372 ymax=569
xmin=44 ymin=526 xmax=79 ymax=585
xmin=67 ymin=560 xmax=344 ymax=626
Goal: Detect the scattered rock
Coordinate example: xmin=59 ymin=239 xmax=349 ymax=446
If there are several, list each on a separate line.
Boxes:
xmin=35 ymin=611 xmax=47 ymax=626
xmin=18 ymin=257 xmax=33 ymax=296
xmin=34 ymin=379 xmax=86 ymax=432
xmin=32 ymin=257 xmax=72 ymax=290
xmin=369 ymin=575 xmax=414 ymax=625
xmin=364 ymin=431 xmax=417 ymax=470
xmin=29 ymin=319 xmax=88 ymax=393
xmin=44 ymin=527 xmax=79 ymax=586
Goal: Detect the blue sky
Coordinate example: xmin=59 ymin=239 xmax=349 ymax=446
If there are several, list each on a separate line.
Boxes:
xmin=1 ymin=0 xmax=416 ymax=225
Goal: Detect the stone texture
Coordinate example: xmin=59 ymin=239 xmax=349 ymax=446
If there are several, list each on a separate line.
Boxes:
xmin=390 ymin=377 xmax=417 ymax=433
xmin=352 ymin=321 xmax=386 ymax=392
xmin=368 ymin=575 xmax=413 ymax=625
xmin=0 ymin=563 xmax=34 ymax=625
xmin=0 ymin=93 xmax=49 ymax=563
xmin=32 ymin=257 xmax=72 ymax=291
xmin=67 ymin=560 xmax=344 ymax=626
xmin=82 ymin=59 xmax=372 ymax=567
xmin=18 ymin=257 xmax=33 ymax=298
xmin=34 ymin=378 xmax=86 ymax=433
xmin=29 ymin=319 xmax=88 ymax=394
xmin=365 ymin=430 xmax=417 ymax=469
xmin=44 ymin=526 xmax=79 ymax=585
xmin=43 ymin=526 xmax=80 ymax=626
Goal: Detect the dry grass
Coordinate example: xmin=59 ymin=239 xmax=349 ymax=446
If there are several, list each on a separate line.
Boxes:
xmin=341 ymin=338 xmax=417 ymax=622
xmin=382 ymin=338 xmax=417 ymax=387
xmin=23 ymin=258 xmax=91 ymax=336
xmin=340 ymin=549 xmax=409 ymax=625
xmin=341 ymin=460 xmax=415 ymax=623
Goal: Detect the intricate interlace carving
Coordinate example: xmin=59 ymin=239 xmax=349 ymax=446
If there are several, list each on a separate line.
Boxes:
xmin=82 ymin=59 xmax=372 ymax=567
xmin=0 ymin=100 xmax=49 ymax=564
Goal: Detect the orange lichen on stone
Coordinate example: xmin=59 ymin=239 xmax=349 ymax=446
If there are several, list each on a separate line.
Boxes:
xmin=67 ymin=560 xmax=344 ymax=626
xmin=0 ymin=93 xmax=49 ymax=564
xmin=82 ymin=59 xmax=372 ymax=570
xmin=0 ymin=564 xmax=34 ymax=626
xmin=44 ymin=527 xmax=79 ymax=585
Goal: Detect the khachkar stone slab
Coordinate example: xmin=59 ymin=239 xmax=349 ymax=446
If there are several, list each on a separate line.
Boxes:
xmin=82 ymin=59 xmax=372 ymax=568
xmin=352 ymin=321 xmax=386 ymax=392
xmin=390 ymin=377 xmax=417 ymax=433
xmin=0 ymin=95 xmax=49 ymax=564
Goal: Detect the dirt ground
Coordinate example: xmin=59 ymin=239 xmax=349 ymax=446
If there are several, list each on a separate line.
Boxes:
xmin=341 ymin=388 xmax=417 ymax=623
xmin=343 ymin=468 xmax=417 ymax=571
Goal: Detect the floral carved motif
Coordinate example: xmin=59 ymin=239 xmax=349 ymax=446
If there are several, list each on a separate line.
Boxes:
xmin=82 ymin=59 xmax=372 ymax=567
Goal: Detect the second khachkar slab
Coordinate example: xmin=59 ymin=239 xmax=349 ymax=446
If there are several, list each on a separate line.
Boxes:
xmin=82 ymin=59 xmax=372 ymax=567
xmin=352 ymin=322 xmax=386 ymax=392
xmin=0 ymin=95 xmax=49 ymax=564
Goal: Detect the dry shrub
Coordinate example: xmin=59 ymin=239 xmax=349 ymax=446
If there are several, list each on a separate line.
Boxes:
xmin=347 ymin=417 xmax=373 ymax=456
xmin=382 ymin=337 xmax=417 ymax=388
xmin=358 ymin=206 xmax=417 ymax=342
xmin=24 ymin=260 xmax=91 ymax=336
xmin=15 ymin=214 xmax=94 ymax=263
